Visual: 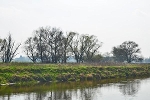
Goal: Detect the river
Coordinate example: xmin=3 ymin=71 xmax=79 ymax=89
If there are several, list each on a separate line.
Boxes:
xmin=0 ymin=77 xmax=150 ymax=100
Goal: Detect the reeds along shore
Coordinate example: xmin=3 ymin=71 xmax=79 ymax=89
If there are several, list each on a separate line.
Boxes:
xmin=0 ymin=63 xmax=150 ymax=85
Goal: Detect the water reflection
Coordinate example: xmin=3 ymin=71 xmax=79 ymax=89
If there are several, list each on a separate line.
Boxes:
xmin=23 ymin=86 xmax=97 ymax=100
xmin=119 ymin=79 xmax=140 ymax=96
xmin=0 ymin=77 xmax=149 ymax=100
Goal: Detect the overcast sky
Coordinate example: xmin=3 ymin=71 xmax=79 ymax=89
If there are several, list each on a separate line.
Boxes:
xmin=0 ymin=0 xmax=150 ymax=58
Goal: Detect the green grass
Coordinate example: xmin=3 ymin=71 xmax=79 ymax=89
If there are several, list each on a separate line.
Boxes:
xmin=0 ymin=63 xmax=150 ymax=85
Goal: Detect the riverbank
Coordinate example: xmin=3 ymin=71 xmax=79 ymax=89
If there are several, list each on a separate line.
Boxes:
xmin=0 ymin=63 xmax=150 ymax=85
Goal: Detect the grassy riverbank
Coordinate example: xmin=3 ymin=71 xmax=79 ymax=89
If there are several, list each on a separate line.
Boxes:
xmin=0 ymin=63 xmax=150 ymax=85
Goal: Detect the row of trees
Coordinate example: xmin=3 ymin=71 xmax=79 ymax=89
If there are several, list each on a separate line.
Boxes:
xmin=24 ymin=27 xmax=102 ymax=63
xmin=0 ymin=26 xmax=143 ymax=63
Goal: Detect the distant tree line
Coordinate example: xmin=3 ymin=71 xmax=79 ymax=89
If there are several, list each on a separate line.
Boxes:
xmin=0 ymin=26 xmax=143 ymax=63
xmin=143 ymin=58 xmax=150 ymax=63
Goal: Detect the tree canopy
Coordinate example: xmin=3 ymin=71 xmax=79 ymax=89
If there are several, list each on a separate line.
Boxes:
xmin=112 ymin=41 xmax=143 ymax=63
xmin=24 ymin=27 xmax=102 ymax=63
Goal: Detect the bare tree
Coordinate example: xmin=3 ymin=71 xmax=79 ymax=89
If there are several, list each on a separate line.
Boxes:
xmin=69 ymin=32 xmax=83 ymax=63
xmin=49 ymin=28 xmax=63 ymax=63
xmin=0 ymin=38 xmax=3 ymax=60
xmin=33 ymin=27 xmax=48 ymax=63
xmin=41 ymin=27 xmax=64 ymax=63
xmin=0 ymin=34 xmax=21 ymax=63
xmin=84 ymin=35 xmax=102 ymax=62
xmin=0 ymin=38 xmax=3 ymax=52
xmin=69 ymin=33 xmax=102 ymax=63
xmin=32 ymin=27 xmax=64 ymax=63
xmin=24 ymin=37 xmax=38 ymax=63
xmin=61 ymin=32 xmax=76 ymax=63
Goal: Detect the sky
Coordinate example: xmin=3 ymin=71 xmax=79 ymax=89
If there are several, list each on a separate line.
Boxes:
xmin=0 ymin=0 xmax=150 ymax=58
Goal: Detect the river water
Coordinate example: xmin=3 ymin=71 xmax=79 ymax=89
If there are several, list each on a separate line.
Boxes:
xmin=0 ymin=77 xmax=150 ymax=100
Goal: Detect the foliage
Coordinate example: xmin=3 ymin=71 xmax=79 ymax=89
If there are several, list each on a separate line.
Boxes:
xmin=84 ymin=54 xmax=103 ymax=63
xmin=112 ymin=41 xmax=143 ymax=63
